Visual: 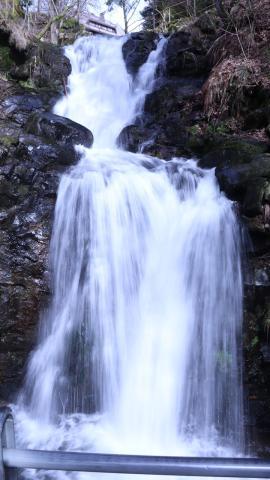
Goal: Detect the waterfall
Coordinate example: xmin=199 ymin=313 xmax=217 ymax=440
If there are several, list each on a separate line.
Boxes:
xmin=54 ymin=35 xmax=166 ymax=148
xmin=14 ymin=34 xmax=244 ymax=479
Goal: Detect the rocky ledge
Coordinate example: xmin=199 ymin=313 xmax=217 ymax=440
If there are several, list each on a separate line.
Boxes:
xmin=0 ymin=32 xmax=93 ymax=401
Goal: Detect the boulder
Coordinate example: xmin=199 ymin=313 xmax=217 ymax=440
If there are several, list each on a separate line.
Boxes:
xmin=1 ymin=92 xmax=53 ymax=126
xmin=122 ymin=32 xmax=158 ymax=75
xmin=198 ymin=136 xmax=269 ymax=168
xmin=216 ymin=154 xmax=270 ymax=193
xmin=243 ymin=107 xmax=270 ymax=131
xmin=117 ymin=124 xmax=151 ymax=152
xmin=26 ymin=112 xmax=94 ymax=148
xmin=16 ymin=133 xmax=78 ymax=171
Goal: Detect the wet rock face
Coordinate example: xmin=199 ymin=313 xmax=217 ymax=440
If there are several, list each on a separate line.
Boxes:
xmin=9 ymin=43 xmax=71 ymax=91
xmin=117 ymin=74 xmax=205 ymax=158
xmin=26 ymin=112 xmax=94 ymax=148
xmin=121 ymin=30 xmax=209 ymax=158
xmin=122 ymin=32 xmax=158 ymax=75
xmin=0 ymin=40 xmax=93 ymax=401
xmin=164 ymin=31 xmax=209 ymax=77
xmin=0 ymin=128 xmax=93 ymax=400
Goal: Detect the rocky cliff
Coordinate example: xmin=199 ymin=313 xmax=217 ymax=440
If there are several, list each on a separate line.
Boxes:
xmin=0 ymin=30 xmax=93 ymax=401
xmin=1 ymin=11 xmax=270 ymax=455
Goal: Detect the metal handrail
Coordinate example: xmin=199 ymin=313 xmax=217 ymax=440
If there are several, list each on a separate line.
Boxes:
xmin=0 ymin=407 xmax=17 ymax=480
xmin=3 ymin=448 xmax=270 ymax=477
xmin=1 ymin=407 xmax=270 ymax=478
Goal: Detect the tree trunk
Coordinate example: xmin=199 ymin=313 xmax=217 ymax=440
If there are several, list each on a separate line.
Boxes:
xmin=123 ymin=3 xmax=128 ymax=33
xmin=36 ymin=11 xmax=66 ymax=41
xmin=50 ymin=0 xmax=60 ymax=44
xmin=51 ymin=20 xmax=59 ymax=43
xmin=215 ymin=0 xmax=228 ymax=22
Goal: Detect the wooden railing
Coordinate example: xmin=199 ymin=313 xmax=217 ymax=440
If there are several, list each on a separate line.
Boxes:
xmin=1 ymin=406 xmax=270 ymax=479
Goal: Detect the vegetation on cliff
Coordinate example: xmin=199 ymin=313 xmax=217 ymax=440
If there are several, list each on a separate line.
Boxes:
xmin=1 ymin=0 xmax=270 ymax=455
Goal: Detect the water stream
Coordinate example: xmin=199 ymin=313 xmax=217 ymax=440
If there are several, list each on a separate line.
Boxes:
xmin=14 ymin=34 xmax=244 ymax=479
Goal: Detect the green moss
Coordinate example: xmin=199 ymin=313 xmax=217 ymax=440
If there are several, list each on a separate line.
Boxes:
xmin=186 ymin=124 xmax=205 ymax=151
xmin=206 ymin=121 xmax=230 ymax=136
xmin=61 ymin=17 xmax=80 ymax=30
xmin=251 ymin=336 xmax=259 ymax=348
xmin=187 ymin=124 xmax=201 ymax=136
xmin=17 ymin=184 xmax=29 ymax=195
xmin=0 ymin=136 xmax=19 ymax=147
xmin=0 ymin=46 xmax=13 ymax=72
xmin=19 ymin=78 xmax=35 ymax=90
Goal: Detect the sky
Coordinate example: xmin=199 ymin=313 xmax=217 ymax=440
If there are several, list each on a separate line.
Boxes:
xmin=95 ymin=0 xmax=145 ymax=32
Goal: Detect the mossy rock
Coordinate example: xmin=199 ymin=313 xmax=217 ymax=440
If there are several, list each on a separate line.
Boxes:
xmin=19 ymin=78 xmax=35 ymax=90
xmin=0 ymin=135 xmax=19 ymax=148
xmin=61 ymin=18 xmax=80 ymax=31
xmin=216 ymin=154 xmax=270 ymax=215
xmin=198 ymin=136 xmax=269 ymax=169
xmin=0 ymin=46 xmax=13 ymax=72
xmin=25 ymin=43 xmax=71 ymax=92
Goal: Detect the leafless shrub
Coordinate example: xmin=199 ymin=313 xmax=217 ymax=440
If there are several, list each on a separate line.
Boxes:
xmin=203 ymin=57 xmax=264 ymax=118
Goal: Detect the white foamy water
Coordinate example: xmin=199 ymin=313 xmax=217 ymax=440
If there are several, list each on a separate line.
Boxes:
xmin=14 ymin=34 xmax=244 ymax=479
xmin=54 ymin=35 xmax=166 ymax=148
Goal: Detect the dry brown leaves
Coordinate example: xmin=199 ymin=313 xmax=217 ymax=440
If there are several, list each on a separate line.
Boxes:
xmin=203 ymin=56 xmax=269 ymax=118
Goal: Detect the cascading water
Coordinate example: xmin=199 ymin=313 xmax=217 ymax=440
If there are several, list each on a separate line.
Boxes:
xmin=14 ymin=34 xmax=244 ymax=479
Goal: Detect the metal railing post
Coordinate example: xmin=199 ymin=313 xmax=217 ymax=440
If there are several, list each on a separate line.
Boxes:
xmin=0 ymin=407 xmax=17 ymax=480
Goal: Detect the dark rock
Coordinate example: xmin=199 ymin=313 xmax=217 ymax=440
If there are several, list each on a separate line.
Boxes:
xmin=26 ymin=112 xmax=94 ymax=148
xmin=119 ymin=74 xmax=205 ymax=158
xmin=194 ymin=12 xmax=217 ymax=34
xmin=9 ymin=63 xmax=29 ymax=81
xmin=216 ymin=155 xmax=270 ymax=220
xmin=0 ymin=169 xmax=56 ymax=399
xmin=243 ymin=179 xmax=269 ymax=217
xmin=217 ymin=154 xmax=270 ymax=196
xmin=118 ymin=119 xmax=189 ymax=159
xmin=2 ymin=93 xmax=45 ymax=125
xmin=261 ymin=345 xmax=270 ymax=363
xmin=254 ymin=268 xmax=270 ymax=287
xmin=243 ymin=107 xmax=270 ymax=131
xmin=16 ymin=134 xmax=78 ymax=171
xmin=122 ymin=32 xmax=158 ymax=75
xmin=144 ymin=77 xmax=204 ymax=120
xmin=0 ymin=128 xmax=79 ymax=400
xmin=0 ymin=37 xmax=75 ymax=400
xmin=164 ymin=31 xmax=209 ymax=77
xmin=199 ymin=137 xmax=269 ymax=169
xmin=1 ymin=91 xmax=60 ymax=127
xmin=25 ymin=43 xmax=71 ymax=91
xmin=144 ymin=85 xmax=179 ymax=120
xmin=117 ymin=124 xmax=152 ymax=152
